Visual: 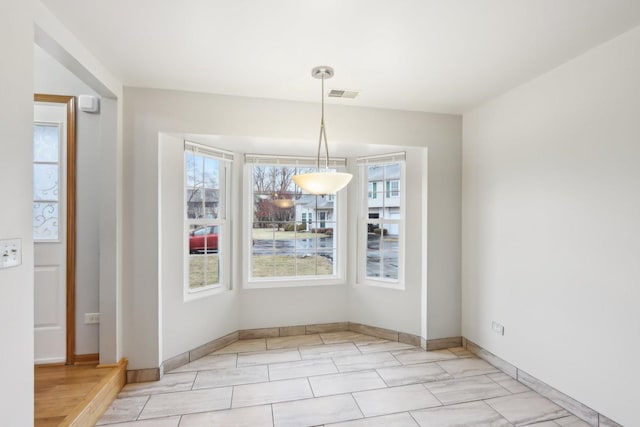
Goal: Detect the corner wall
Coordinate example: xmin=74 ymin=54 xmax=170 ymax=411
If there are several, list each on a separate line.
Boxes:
xmin=158 ymin=134 xmax=240 ymax=361
xmin=462 ymin=25 xmax=640 ymax=426
xmin=347 ymin=146 xmax=429 ymax=337
xmin=34 ymin=44 xmax=101 ymax=356
xmin=0 ymin=0 xmax=35 ymax=423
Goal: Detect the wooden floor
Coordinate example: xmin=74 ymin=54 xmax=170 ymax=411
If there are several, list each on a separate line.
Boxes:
xmin=35 ymin=360 xmax=127 ymax=427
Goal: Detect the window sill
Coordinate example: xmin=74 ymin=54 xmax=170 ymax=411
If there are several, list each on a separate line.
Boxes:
xmin=184 ymin=284 xmax=227 ymax=301
xmin=356 ymin=279 xmax=405 ymax=290
xmin=244 ymin=277 xmax=345 ymax=290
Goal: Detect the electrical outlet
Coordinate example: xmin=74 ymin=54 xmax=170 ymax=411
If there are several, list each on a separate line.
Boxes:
xmin=0 ymin=238 xmax=22 ymax=269
xmin=84 ymin=313 xmax=100 ymax=324
xmin=492 ymin=321 xmax=504 ymax=336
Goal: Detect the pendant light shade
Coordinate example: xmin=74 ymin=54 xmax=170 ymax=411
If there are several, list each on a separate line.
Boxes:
xmin=293 ymin=171 xmax=352 ymax=194
xmin=292 ymin=66 xmax=353 ymax=195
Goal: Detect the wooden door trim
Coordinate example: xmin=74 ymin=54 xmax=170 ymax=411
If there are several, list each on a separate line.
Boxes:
xmin=34 ymin=94 xmax=77 ymax=365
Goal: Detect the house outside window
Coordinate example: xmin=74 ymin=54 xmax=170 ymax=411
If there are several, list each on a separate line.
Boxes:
xmin=368 ymin=182 xmax=377 ymax=199
xmin=386 ymin=179 xmax=400 ymax=198
xmin=184 ymin=141 xmax=232 ymax=295
xmin=244 ymin=154 xmax=347 ymax=287
xmin=357 ymin=152 xmax=405 ymax=286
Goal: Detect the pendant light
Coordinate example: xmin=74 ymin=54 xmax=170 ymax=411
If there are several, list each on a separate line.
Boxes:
xmin=292 ymin=66 xmax=353 ymax=195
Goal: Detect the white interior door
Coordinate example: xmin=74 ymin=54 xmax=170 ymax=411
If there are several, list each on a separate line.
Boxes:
xmin=33 ymin=102 xmax=67 ymax=364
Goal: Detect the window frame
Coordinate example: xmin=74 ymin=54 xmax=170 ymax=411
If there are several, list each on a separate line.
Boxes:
xmin=183 ymin=141 xmax=233 ymax=300
xmin=243 ymin=154 xmax=348 ymax=289
xmin=357 ymin=153 xmax=406 ymax=289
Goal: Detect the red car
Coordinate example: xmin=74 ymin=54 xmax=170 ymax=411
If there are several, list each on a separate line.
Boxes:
xmin=189 ymin=225 xmax=219 ymax=253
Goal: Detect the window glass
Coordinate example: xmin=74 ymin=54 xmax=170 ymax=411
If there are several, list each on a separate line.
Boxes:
xmin=184 ymin=143 xmax=231 ymax=293
xmin=365 ymin=222 xmax=400 ymax=280
xmin=187 ymin=223 xmax=220 ymax=289
xmin=360 ymin=159 xmax=404 ymax=285
xmin=249 ymin=164 xmax=340 ymax=282
xmin=186 ymin=152 xmax=220 ymax=220
xmin=368 ymin=182 xmax=377 ymax=199
xmin=33 ymin=123 xmax=60 ymax=241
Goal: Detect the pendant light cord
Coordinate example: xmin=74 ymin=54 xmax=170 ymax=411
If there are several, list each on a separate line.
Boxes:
xmin=317 ymin=74 xmax=330 ymax=171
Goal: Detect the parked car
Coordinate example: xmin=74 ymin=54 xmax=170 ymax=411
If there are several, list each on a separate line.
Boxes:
xmin=189 ymin=225 xmax=219 ymax=253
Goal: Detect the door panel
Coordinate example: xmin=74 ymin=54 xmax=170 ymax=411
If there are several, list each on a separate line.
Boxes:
xmin=34 ymin=265 xmax=66 ymax=363
xmin=34 ymin=101 xmax=67 ymax=365
xmin=34 ymin=266 xmax=62 ymax=326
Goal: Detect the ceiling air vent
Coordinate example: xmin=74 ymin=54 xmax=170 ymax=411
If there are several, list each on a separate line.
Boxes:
xmin=328 ymin=89 xmax=359 ymax=99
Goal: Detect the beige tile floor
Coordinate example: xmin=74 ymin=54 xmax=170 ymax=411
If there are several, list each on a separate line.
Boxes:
xmin=97 ymin=332 xmax=589 ymax=427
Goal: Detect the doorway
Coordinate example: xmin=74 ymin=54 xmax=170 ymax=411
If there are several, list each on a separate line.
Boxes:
xmin=33 ymin=94 xmax=76 ymax=365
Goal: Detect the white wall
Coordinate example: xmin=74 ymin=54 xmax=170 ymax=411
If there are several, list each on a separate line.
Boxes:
xmin=159 ymin=134 xmax=240 ymax=361
xmin=463 ymin=25 xmax=640 ymax=426
xmin=34 ymin=0 xmax=124 ymax=364
xmin=34 ymin=44 xmax=101 ymax=355
xmin=0 ymin=0 xmax=35 ymax=423
xmin=0 ymin=2 xmax=120 ymax=420
xmin=347 ymin=147 xmax=429 ymax=337
xmin=124 ymin=87 xmax=461 ymax=367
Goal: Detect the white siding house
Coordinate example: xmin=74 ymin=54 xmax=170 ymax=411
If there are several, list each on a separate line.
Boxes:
xmin=294 ymin=194 xmax=335 ymax=231
xmin=366 ymin=163 xmax=401 ymax=235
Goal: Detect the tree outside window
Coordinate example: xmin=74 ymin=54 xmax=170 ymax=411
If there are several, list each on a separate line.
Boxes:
xmin=248 ymin=162 xmax=341 ymax=282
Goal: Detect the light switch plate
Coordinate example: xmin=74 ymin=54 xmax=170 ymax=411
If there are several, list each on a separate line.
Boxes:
xmin=0 ymin=238 xmax=22 ymax=269
xmin=492 ymin=321 xmax=505 ymax=336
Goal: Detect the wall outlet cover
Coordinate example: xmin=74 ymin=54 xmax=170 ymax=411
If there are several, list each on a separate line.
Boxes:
xmin=492 ymin=321 xmax=505 ymax=335
xmin=84 ymin=313 xmax=100 ymax=324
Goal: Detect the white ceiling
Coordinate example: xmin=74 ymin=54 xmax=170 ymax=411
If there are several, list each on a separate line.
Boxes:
xmin=41 ymin=0 xmax=640 ymax=114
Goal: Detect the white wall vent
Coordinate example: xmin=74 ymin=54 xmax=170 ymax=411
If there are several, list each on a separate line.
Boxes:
xmin=328 ymin=89 xmax=359 ymax=99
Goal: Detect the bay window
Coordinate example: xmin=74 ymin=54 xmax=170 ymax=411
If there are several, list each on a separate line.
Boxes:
xmin=184 ymin=141 xmax=232 ymax=294
xmin=244 ymin=154 xmax=346 ymax=286
xmin=357 ymin=152 xmax=405 ymax=286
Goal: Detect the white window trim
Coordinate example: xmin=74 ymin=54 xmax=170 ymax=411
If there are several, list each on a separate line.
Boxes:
xmin=183 ymin=141 xmax=233 ymax=301
xmin=243 ymin=155 xmax=347 ymax=289
xmin=356 ymin=153 xmax=406 ymax=289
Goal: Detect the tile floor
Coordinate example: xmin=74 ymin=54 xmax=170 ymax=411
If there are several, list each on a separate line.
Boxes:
xmin=97 ymin=332 xmax=589 ymax=427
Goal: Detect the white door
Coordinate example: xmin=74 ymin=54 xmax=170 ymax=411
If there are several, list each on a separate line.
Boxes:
xmin=33 ymin=102 xmax=67 ymax=364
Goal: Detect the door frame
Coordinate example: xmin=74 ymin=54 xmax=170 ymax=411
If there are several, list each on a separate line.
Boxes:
xmin=34 ymin=94 xmax=77 ymax=365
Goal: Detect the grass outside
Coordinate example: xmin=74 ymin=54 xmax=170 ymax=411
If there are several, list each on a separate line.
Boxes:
xmin=252 ymin=255 xmax=333 ymax=277
xmin=189 ymin=254 xmax=219 ymax=289
xmin=189 ymin=253 xmax=333 ymax=287
xmin=252 ymin=228 xmax=329 ymax=240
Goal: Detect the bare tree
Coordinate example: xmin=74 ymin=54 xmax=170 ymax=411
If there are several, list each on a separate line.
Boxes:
xmin=186 ymin=153 xmax=219 ymax=219
xmin=274 ymin=167 xmax=294 ymax=196
xmin=253 ymin=166 xmax=268 ymax=194
xmin=252 ymin=165 xmax=298 ymax=229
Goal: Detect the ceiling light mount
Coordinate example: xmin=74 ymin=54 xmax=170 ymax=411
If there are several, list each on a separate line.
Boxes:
xmin=293 ymin=66 xmax=353 ymax=195
xmin=311 ymin=66 xmax=334 ymax=80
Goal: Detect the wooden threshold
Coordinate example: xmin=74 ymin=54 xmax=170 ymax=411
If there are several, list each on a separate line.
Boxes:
xmin=60 ymin=358 xmax=127 ymax=427
xmin=35 ymin=358 xmax=127 ymax=427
